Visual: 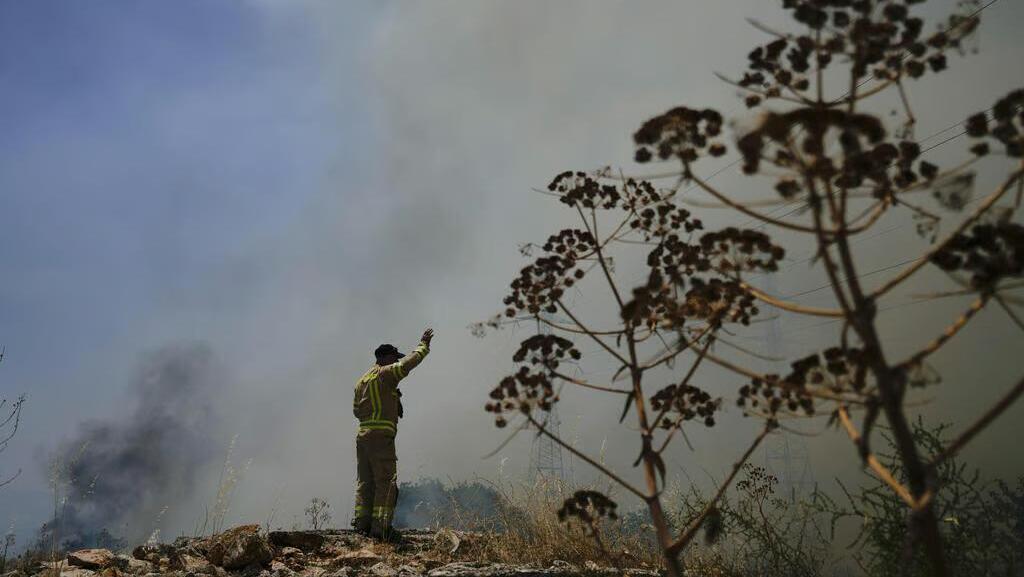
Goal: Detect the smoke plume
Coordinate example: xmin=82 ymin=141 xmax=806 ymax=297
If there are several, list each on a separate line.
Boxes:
xmin=39 ymin=343 xmax=223 ymax=548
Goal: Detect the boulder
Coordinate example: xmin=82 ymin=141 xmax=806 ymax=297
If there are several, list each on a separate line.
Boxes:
xmin=177 ymin=554 xmax=215 ymax=575
xmin=329 ymin=548 xmax=380 ymax=569
xmin=118 ymin=556 xmax=153 ymax=576
xmin=207 ymin=525 xmax=272 ymax=570
xmin=367 ymin=563 xmax=397 ymax=577
xmin=268 ymin=532 xmax=325 ymax=553
xmin=68 ymin=550 xmax=118 ymax=570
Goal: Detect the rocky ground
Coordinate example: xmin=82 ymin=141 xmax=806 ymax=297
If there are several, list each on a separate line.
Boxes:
xmin=4 ymin=526 xmax=660 ymax=577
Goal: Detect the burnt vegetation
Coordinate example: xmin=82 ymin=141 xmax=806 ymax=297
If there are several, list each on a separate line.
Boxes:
xmin=476 ymin=1 xmax=1024 ymax=575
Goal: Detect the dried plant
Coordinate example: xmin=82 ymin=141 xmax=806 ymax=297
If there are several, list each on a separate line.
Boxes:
xmin=304 ymin=497 xmax=332 ymax=531
xmin=0 ymin=347 xmax=26 ymax=489
xmin=198 ymin=435 xmax=251 ymax=536
xmin=477 ymin=1 xmax=1023 ymax=575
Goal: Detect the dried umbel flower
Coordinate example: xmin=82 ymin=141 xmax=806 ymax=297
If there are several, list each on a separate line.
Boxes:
xmin=513 ymin=333 xmax=582 ymax=370
xmin=633 ymin=106 xmax=725 ymax=168
xmin=650 ymin=382 xmax=720 ymax=428
xmin=504 ymin=228 xmax=596 ymax=317
xmin=738 ymin=108 xmax=885 ymax=176
xmin=837 ymin=138 xmax=941 ymax=198
xmin=557 ymin=490 xmax=618 ymax=536
xmin=965 ymin=89 xmax=1024 ymax=158
xmin=548 ymin=171 xmax=621 ymax=209
xmin=485 ymin=335 xmax=581 ymax=426
xmin=485 ymin=366 xmax=557 ymax=426
xmin=684 ymin=278 xmax=759 ymax=326
xmin=931 ymin=221 xmax=1024 ymax=289
xmin=735 ymin=465 xmax=778 ymax=503
xmin=738 ymin=346 xmax=870 ymax=420
xmin=740 ymin=0 xmax=978 ymax=100
xmin=630 ymin=198 xmax=704 ymax=242
xmin=699 ymin=227 xmax=786 ymax=273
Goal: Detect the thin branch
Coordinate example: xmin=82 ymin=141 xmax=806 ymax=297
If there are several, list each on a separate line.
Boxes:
xmin=551 ymin=371 xmax=632 ymax=395
xmin=555 ymin=298 xmax=630 ymax=366
xmin=481 ymin=419 xmax=531 ymax=459
xmin=741 ymin=281 xmax=846 ymax=317
xmin=714 ymin=72 xmax=809 ymax=105
xmin=650 ymin=335 xmax=715 ymax=432
xmin=527 ymin=414 xmax=647 ymax=499
xmin=870 ymin=168 xmax=1024 ymax=299
xmin=667 ymin=426 xmax=772 ymax=554
xmin=535 ymin=315 xmax=626 ymax=336
xmin=929 ymin=374 xmax=1024 ymax=469
xmin=994 ymin=294 xmax=1024 ymax=332
xmin=688 ymin=170 xmax=823 ymax=234
xmin=897 ymin=294 xmax=989 ymax=370
xmin=837 ymin=406 xmax=918 ymax=509
xmin=0 ymin=469 xmax=21 ymax=488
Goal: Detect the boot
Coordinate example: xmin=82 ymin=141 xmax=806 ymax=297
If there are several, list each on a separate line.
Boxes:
xmin=370 ymin=525 xmax=402 ymax=543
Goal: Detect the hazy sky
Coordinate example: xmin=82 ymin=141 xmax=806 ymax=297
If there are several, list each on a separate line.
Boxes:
xmin=2 ymin=0 xmax=1023 ymax=542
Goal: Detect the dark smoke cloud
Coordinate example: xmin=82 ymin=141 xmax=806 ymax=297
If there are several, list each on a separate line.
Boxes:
xmin=40 ymin=344 xmax=224 ymax=547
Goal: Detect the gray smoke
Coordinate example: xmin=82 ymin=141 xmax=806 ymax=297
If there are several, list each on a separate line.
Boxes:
xmin=40 ymin=344 xmax=223 ymax=548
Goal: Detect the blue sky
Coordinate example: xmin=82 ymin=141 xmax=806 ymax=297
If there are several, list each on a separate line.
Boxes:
xmin=0 ymin=0 xmax=386 ymax=532
xmin=1 ymin=0 xmax=1023 ymax=543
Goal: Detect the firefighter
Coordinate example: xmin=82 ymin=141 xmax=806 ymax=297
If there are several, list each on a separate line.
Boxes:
xmin=351 ymin=328 xmax=433 ymax=540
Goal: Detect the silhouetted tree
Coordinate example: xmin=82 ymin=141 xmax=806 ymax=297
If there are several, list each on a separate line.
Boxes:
xmin=1 ymin=347 xmax=25 ymax=489
xmin=477 ymin=1 xmax=1023 ymax=575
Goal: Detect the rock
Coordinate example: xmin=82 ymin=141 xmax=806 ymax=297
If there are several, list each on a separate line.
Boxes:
xmin=268 ymin=560 xmax=294 ymax=577
xmin=329 ymin=548 xmax=380 ymax=568
xmin=117 ymin=556 xmax=152 ymax=576
xmin=296 ymin=568 xmax=325 ymax=577
xmin=207 ymin=525 xmax=272 ymax=570
xmin=132 ymin=544 xmax=177 ymax=565
xmin=279 ymin=547 xmax=303 ymax=558
xmin=234 ymin=564 xmax=268 ymax=577
xmin=396 ymin=565 xmax=424 ymax=577
xmin=268 ymin=532 xmax=325 ymax=553
xmin=367 ymin=563 xmax=397 ymax=577
xmin=321 ymin=570 xmax=349 ymax=577
xmin=177 ymin=554 xmax=215 ymax=575
xmin=426 ymin=562 xmax=547 ymax=577
xmin=432 ymin=530 xmax=460 ymax=556
xmin=68 ymin=549 xmax=119 ymax=570
xmin=39 ymin=569 xmax=95 ymax=577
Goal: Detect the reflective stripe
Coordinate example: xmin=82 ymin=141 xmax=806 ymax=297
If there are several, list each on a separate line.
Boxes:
xmin=395 ymin=364 xmax=406 ymax=378
xmin=359 ymin=419 xmax=395 ymax=433
xmin=370 ymin=375 xmax=381 ymax=420
xmin=373 ymin=506 xmax=394 ymax=520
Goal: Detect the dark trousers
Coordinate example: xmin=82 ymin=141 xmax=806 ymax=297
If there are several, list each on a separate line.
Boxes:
xmin=352 ymin=430 xmax=397 ymax=533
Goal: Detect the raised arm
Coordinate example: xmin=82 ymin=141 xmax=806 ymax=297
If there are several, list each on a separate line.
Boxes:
xmin=385 ymin=328 xmax=433 ymax=382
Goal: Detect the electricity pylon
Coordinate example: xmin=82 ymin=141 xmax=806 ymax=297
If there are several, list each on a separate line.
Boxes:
xmin=760 ymin=274 xmax=816 ymax=502
xmin=529 ymin=312 xmax=573 ymax=483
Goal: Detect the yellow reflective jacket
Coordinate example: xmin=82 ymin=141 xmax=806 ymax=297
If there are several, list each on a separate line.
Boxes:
xmin=353 ymin=342 xmax=429 ymax=436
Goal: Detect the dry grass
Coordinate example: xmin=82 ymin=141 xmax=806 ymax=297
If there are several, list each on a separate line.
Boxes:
xmin=403 ymin=476 xmax=661 ymax=569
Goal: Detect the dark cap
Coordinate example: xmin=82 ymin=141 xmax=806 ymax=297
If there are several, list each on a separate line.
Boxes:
xmin=374 ymin=343 xmax=402 ymax=362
